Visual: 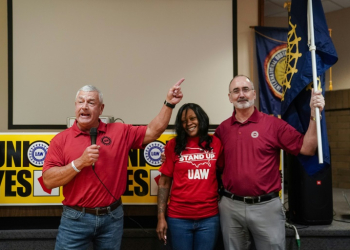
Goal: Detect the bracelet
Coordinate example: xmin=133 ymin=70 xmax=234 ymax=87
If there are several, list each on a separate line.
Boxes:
xmin=164 ymin=100 xmax=175 ymax=109
xmin=310 ymin=115 xmax=322 ymax=121
xmin=71 ymin=160 xmax=80 ymax=173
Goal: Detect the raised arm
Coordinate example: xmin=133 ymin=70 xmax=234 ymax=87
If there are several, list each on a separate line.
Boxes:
xmin=143 ymin=78 xmax=184 ymax=145
xmin=299 ymin=89 xmax=325 ymax=156
xmin=156 ymin=174 xmax=173 ymax=244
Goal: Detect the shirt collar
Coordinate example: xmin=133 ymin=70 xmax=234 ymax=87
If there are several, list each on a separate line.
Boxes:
xmin=72 ymin=119 xmax=107 ymax=137
xmin=187 ymin=136 xmax=200 ymax=143
xmin=231 ymin=107 xmax=261 ymax=125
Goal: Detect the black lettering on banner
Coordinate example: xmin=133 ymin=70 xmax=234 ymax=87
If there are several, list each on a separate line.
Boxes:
xmin=17 ymin=170 xmax=32 ymax=197
xmin=134 ymin=169 xmax=148 ymax=196
xmin=0 ymin=171 xmax=4 ymax=186
xmin=128 ymin=149 xmax=138 ymax=167
xmin=22 ymin=141 xmax=30 ymax=167
xmin=0 ymin=141 xmax=4 ymax=167
xmin=128 ymin=149 xmax=146 ymax=167
xmin=5 ymin=170 xmax=16 ymax=196
xmin=124 ymin=169 xmax=134 ymax=196
xmin=7 ymin=141 xmax=21 ymax=167
xmin=139 ymin=149 xmax=146 ymax=167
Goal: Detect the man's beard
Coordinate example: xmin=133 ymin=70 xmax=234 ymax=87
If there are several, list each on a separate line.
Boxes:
xmin=234 ymin=98 xmax=254 ymax=109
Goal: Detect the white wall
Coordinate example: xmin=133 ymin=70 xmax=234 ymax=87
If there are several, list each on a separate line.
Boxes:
xmin=237 ymin=0 xmax=259 ymax=105
xmin=0 ymin=0 xmax=7 ymax=132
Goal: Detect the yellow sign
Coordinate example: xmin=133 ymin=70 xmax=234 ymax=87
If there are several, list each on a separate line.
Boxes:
xmin=0 ymin=132 xmax=176 ymax=206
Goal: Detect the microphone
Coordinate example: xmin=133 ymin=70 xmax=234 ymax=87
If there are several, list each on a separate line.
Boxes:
xmin=90 ymin=128 xmax=97 ymax=169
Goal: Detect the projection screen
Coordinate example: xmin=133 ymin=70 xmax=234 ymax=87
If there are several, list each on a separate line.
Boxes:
xmin=8 ymin=0 xmax=237 ymax=129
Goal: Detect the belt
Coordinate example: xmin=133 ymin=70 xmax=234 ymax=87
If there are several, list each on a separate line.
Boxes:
xmin=69 ymin=198 xmax=122 ymax=216
xmin=223 ymin=191 xmax=279 ymax=204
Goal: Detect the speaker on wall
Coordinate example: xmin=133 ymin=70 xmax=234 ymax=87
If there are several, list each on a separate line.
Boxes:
xmin=286 ymin=152 xmax=333 ymax=225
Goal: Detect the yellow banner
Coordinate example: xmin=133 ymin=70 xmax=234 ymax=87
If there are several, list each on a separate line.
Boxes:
xmin=0 ymin=132 xmax=176 ymax=206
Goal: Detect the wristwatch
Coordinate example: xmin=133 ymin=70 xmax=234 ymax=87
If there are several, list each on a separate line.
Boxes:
xmin=164 ymin=100 xmax=175 ymax=109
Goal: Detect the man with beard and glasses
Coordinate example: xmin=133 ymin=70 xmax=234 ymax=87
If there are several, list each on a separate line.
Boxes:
xmin=215 ymin=75 xmax=325 ymax=250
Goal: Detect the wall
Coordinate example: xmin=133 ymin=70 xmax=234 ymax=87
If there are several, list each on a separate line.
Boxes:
xmin=237 ymin=0 xmax=259 ymax=105
xmin=325 ymin=89 xmax=350 ymax=189
xmin=0 ymin=0 xmax=7 ymax=132
xmin=324 ymin=7 xmax=350 ymax=91
xmin=264 ymin=16 xmax=288 ymax=28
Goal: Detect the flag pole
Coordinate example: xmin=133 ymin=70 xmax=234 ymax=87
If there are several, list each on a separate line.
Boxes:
xmin=307 ymin=0 xmax=323 ymax=163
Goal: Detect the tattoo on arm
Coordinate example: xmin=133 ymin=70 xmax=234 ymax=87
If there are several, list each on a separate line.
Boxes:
xmin=158 ymin=187 xmax=170 ymax=215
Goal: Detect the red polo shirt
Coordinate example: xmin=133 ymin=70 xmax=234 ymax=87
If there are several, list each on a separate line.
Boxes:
xmin=43 ymin=120 xmax=147 ymax=207
xmin=215 ymin=108 xmax=303 ymax=196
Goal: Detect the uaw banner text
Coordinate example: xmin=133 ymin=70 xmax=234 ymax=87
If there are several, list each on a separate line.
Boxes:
xmin=255 ymin=26 xmax=288 ymax=116
xmin=0 ymin=131 xmax=176 ymax=205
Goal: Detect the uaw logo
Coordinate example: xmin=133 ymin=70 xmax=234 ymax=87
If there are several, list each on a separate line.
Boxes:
xmin=264 ymin=44 xmax=287 ymax=99
xmin=27 ymin=141 xmax=49 ymax=167
xmin=251 ymin=131 xmax=259 ymax=138
xmin=144 ymin=141 xmax=165 ymax=166
xmin=101 ymin=136 xmax=112 ymax=146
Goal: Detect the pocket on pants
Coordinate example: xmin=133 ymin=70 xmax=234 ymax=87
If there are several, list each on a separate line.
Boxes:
xmin=109 ymin=204 xmax=124 ymax=221
xmin=62 ymin=206 xmax=84 ymax=220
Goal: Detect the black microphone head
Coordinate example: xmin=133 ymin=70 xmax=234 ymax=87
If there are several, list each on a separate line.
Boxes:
xmin=90 ymin=127 xmax=97 ymax=145
xmin=90 ymin=127 xmax=97 ymax=136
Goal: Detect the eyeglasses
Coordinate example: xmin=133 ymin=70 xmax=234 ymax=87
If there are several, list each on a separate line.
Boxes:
xmin=229 ymin=87 xmax=253 ymax=94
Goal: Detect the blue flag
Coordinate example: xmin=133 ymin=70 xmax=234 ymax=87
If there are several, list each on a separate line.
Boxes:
xmin=255 ymin=27 xmax=288 ymax=116
xmin=281 ymin=0 xmax=338 ymax=175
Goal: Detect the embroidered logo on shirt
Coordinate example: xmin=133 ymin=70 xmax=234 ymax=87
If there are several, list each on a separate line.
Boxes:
xmin=251 ymin=131 xmax=259 ymax=138
xmin=101 ymin=136 xmax=112 ymax=145
xmin=144 ymin=141 xmax=165 ymax=166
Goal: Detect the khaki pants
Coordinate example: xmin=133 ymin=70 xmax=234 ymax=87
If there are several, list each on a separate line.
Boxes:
xmin=219 ymin=196 xmax=286 ymax=250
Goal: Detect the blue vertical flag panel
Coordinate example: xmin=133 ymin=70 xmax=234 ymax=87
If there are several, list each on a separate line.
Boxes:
xmin=255 ymin=27 xmax=288 ymax=116
xmin=281 ymin=0 xmax=338 ymax=175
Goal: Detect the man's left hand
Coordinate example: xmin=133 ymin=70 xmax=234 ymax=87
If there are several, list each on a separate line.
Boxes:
xmin=310 ymin=89 xmax=325 ymax=116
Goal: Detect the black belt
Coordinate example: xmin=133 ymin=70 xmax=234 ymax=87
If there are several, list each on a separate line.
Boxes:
xmin=223 ymin=191 xmax=279 ymax=204
xmin=69 ymin=198 xmax=122 ymax=216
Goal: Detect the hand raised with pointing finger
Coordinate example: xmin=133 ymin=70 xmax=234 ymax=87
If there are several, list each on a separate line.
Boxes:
xmin=166 ymin=78 xmax=184 ymax=105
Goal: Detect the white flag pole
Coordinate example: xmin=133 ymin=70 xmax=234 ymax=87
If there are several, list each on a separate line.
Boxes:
xmin=307 ymin=0 xmax=323 ymax=163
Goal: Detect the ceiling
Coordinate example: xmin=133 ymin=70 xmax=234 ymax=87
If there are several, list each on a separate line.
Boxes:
xmin=265 ymin=0 xmax=350 ymax=17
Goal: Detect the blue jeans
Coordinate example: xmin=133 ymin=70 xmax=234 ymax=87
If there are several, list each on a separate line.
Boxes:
xmin=55 ymin=205 xmax=124 ymax=250
xmin=167 ymin=214 xmax=220 ymax=250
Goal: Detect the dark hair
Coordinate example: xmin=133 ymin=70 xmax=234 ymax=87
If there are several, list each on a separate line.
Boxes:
xmin=174 ymin=103 xmax=212 ymax=155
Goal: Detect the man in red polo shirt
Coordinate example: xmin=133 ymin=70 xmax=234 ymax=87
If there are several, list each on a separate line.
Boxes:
xmin=42 ymin=78 xmax=184 ymax=250
xmin=215 ymin=75 xmax=325 ymax=250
